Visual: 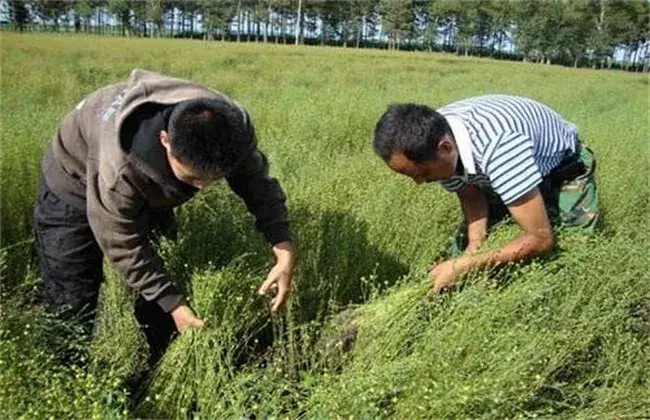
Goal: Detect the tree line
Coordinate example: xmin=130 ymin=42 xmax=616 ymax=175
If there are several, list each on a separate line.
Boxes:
xmin=4 ymin=0 xmax=649 ymax=71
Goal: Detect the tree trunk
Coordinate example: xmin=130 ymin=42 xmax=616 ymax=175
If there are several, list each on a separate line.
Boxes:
xmin=295 ymin=0 xmax=302 ymax=45
xmin=274 ymin=12 xmax=279 ymax=44
xmin=356 ymin=16 xmax=363 ymax=48
xmin=280 ymin=12 xmax=286 ymax=44
xmin=265 ymin=5 xmax=271 ymax=43
xmin=168 ymin=7 xmax=174 ymax=36
xmin=247 ymin=10 xmax=251 ymax=42
xmin=236 ymin=1 xmax=242 ymax=42
xmin=630 ymin=43 xmax=639 ymax=69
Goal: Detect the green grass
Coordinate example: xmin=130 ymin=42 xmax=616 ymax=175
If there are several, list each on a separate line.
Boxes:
xmin=1 ymin=33 xmax=649 ymax=418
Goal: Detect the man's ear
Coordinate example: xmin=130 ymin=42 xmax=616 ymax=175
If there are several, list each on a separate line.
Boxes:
xmin=437 ymin=134 xmax=457 ymax=157
xmin=160 ymin=130 xmax=171 ymax=152
xmin=438 ymin=137 xmax=453 ymax=155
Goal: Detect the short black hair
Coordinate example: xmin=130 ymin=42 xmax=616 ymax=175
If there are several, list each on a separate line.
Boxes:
xmin=168 ymin=98 xmax=255 ymax=175
xmin=373 ymin=103 xmax=452 ymax=163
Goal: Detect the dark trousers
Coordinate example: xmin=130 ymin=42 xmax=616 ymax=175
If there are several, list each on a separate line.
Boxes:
xmin=33 ymin=178 xmax=178 ymax=367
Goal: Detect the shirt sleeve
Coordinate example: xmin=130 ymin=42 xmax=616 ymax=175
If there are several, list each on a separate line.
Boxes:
xmin=226 ymin=148 xmax=290 ymax=245
xmin=86 ymin=171 xmax=184 ymax=313
xmin=483 ymin=131 xmax=543 ymax=205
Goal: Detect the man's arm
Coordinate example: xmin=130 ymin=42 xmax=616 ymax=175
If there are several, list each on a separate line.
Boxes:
xmin=226 ymin=148 xmax=291 ymax=245
xmin=226 ymin=148 xmax=295 ymax=312
xmin=86 ymin=172 xmax=203 ymax=332
xmin=457 ymin=185 xmax=489 ymax=253
xmin=429 ymin=187 xmax=553 ymax=294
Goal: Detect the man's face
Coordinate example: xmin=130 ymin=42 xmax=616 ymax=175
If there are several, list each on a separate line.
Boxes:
xmin=166 ymin=153 xmax=218 ymax=190
xmin=387 ymin=137 xmax=458 ymax=185
xmin=160 ymin=130 xmax=220 ymax=190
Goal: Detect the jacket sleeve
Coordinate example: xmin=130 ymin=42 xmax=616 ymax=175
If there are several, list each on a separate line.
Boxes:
xmin=226 ymin=148 xmax=291 ymax=245
xmin=86 ymin=171 xmax=184 ymax=313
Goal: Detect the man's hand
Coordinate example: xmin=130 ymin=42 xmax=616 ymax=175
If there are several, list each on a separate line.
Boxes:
xmin=170 ymin=303 xmax=205 ymax=333
xmin=427 ymin=258 xmax=469 ymax=296
xmin=428 ymin=188 xmax=554 ymax=298
xmin=258 ymin=241 xmax=296 ymax=313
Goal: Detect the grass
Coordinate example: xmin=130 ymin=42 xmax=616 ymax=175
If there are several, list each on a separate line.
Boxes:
xmin=1 ymin=33 xmax=649 ymax=418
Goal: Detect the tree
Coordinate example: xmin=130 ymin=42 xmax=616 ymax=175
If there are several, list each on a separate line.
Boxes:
xmin=199 ymin=0 xmax=236 ymax=41
xmin=488 ymin=0 xmax=514 ymax=57
xmin=255 ymin=0 xmax=276 ymax=43
xmin=561 ymin=0 xmax=594 ymax=67
xmin=31 ymin=0 xmax=72 ymax=31
xmin=409 ymin=0 xmax=432 ymax=51
xmin=178 ymin=0 xmax=199 ymax=37
xmin=342 ymin=0 xmax=380 ymax=48
xmin=108 ymin=0 xmax=132 ymax=36
xmin=355 ymin=0 xmax=380 ymax=48
xmin=74 ymin=0 xmax=96 ymax=33
xmin=147 ymin=0 xmax=165 ymax=37
xmin=300 ymin=0 xmax=320 ymax=43
xmin=512 ymin=0 xmax=546 ymax=62
xmin=432 ymin=0 xmax=476 ymax=55
xmin=9 ymin=0 xmax=30 ymax=31
xmin=273 ymin=0 xmax=296 ymax=44
xmin=472 ymin=0 xmax=494 ymax=53
xmin=603 ymin=0 xmax=650 ymax=70
xmin=295 ymin=0 xmax=302 ymax=45
xmin=313 ymin=1 xmax=346 ymax=46
xmin=132 ymin=1 xmax=148 ymax=36
xmin=533 ymin=0 xmax=565 ymax=64
xmin=235 ymin=0 xmax=242 ymax=42
xmin=5 ymin=0 xmax=648 ymax=72
xmin=380 ymin=0 xmax=413 ymax=50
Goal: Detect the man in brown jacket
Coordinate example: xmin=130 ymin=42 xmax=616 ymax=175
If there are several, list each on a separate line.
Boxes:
xmin=34 ymin=69 xmax=295 ymax=364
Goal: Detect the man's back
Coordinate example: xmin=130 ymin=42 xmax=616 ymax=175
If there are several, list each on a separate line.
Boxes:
xmin=438 ymin=95 xmax=581 ymax=204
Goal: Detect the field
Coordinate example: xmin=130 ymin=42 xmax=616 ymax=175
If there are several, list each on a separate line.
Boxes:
xmin=1 ymin=33 xmax=649 ymax=419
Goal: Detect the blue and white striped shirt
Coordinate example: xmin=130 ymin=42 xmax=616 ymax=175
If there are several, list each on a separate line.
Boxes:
xmin=438 ymin=95 xmax=580 ymax=204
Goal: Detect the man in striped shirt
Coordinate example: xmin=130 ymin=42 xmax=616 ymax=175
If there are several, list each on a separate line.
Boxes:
xmin=373 ymin=95 xmax=599 ymax=295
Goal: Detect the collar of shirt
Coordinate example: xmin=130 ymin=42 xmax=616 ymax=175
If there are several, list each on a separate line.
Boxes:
xmin=446 ymin=115 xmax=476 ymax=176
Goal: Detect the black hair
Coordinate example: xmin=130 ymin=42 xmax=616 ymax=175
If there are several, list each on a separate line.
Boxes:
xmin=373 ymin=103 xmax=452 ymax=163
xmin=168 ymin=98 xmax=255 ymax=175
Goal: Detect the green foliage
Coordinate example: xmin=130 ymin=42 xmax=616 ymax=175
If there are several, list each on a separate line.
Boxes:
xmin=306 ymin=231 xmax=650 ymax=418
xmin=0 ymin=34 xmax=648 ymax=418
xmin=6 ymin=0 xmax=649 ymax=69
xmin=0 ymin=289 xmax=131 ymax=419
